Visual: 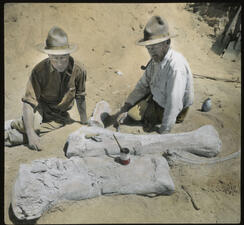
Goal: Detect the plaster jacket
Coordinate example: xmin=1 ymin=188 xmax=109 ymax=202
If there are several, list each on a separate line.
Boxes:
xmin=126 ymin=48 xmax=194 ymax=131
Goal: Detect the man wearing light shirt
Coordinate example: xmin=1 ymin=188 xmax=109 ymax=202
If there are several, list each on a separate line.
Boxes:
xmin=112 ymin=15 xmax=194 ymax=134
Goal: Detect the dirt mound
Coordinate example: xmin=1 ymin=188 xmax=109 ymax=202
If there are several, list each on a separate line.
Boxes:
xmin=185 ymin=3 xmax=239 ymax=29
xmin=185 ymin=3 xmax=241 ymax=58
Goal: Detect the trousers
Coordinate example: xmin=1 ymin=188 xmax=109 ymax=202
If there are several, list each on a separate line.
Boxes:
xmin=128 ymin=95 xmax=189 ymax=125
xmin=5 ymin=110 xmax=68 ymax=147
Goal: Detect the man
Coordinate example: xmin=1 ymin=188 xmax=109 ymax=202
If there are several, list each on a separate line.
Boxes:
xmin=5 ymin=26 xmax=87 ymax=150
xmin=112 ymin=16 xmax=194 ymax=134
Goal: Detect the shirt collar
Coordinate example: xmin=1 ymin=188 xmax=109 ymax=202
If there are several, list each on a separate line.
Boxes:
xmin=49 ymin=56 xmax=74 ymax=76
xmin=160 ymin=47 xmax=172 ymax=68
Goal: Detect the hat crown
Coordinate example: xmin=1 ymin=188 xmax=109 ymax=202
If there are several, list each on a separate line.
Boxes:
xmin=144 ymin=16 xmax=170 ymax=41
xmin=45 ymin=26 xmax=69 ymax=49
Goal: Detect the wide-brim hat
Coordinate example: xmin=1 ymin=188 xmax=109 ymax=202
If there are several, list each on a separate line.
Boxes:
xmin=136 ymin=15 xmax=178 ymax=46
xmin=36 ymin=26 xmax=77 ymax=55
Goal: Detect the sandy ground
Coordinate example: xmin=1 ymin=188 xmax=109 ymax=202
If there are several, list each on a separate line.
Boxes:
xmin=4 ymin=3 xmax=241 ymax=224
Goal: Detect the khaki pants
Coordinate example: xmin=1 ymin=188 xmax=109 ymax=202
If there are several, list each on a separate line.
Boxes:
xmin=5 ymin=110 xmax=65 ymax=146
xmin=128 ymin=96 xmax=189 ymax=125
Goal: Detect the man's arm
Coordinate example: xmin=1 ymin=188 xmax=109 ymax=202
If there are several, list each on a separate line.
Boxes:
xmin=22 ymin=67 xmax=42 ymax=150
xmin=23 ymin=102 xmax=42 ymax=151
xmin=74 ymin=64 xmax=88 ymax=124
xmin=76 ymin=96 xmax=87 ymax=124
xmin=125 ymin=71 xmax=151 ymax=106
xmin=113 ymin=67 xmax=152 ymax=123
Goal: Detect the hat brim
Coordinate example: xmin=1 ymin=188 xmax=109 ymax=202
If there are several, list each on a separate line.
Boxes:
xmin=36 ymin=43 xmax=77 ymax=55
xmin=136 ymin=34 xmax=178 ymax=46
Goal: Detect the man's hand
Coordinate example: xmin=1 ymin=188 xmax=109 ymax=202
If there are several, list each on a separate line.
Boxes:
xmin=112 ymin=111 xmax=128 ymax=131
xmin=23 ymin=102 xmax=42 ymax=151
xmin=27 ymin=131 xmax=42 ymax=151
xmin=102 ymin=102 xmax=132 ymax=128
xmin=114 ymin=103 xmax=132 ymax=124
xmin=117 ymin=112 xmax=128 ymax=124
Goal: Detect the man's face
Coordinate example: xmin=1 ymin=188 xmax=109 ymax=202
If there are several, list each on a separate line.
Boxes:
xmin=146 ymin=41 xmax=169 ymax=62
xmin=49 ymin=54 xmax=70 ymax=72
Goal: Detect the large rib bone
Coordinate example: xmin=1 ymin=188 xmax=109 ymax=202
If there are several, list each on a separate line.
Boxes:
xmin=12 ymin=155 xmax=174 ymax=220
xmin=65 ymin=125 xmax=222 ymax=159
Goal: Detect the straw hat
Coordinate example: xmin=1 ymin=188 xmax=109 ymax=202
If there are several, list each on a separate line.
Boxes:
xmin=136 ymin=16 xmax=177 ymax=46
xmin=36 ymin=26 xmax=77 ymax=55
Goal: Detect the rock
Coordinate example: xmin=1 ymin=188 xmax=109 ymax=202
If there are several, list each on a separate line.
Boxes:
xmin=115 ymin=70 xmax=123 ymax=76
xmin=201 ymin=98 xmax=211 ymax=112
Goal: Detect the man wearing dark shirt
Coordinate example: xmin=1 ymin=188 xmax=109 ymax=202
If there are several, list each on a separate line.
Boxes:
xmin=5 ymin=26 xmax=87 ymax=151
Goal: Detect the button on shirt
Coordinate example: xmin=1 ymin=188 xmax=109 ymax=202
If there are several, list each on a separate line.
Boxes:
xmin=126 ymin=48 xmax=194 ymax=131
xmin=22 ymin=56 xmax=87 ymax=120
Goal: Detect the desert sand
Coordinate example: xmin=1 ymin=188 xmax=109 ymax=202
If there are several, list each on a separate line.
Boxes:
xmin=4 ymin=3 xmax=241 ymax=224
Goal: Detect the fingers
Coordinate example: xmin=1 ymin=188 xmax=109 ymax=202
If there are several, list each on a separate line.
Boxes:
xmin=30 ymin=144 xmax=42 ymax=151
xmin=117 ymin=112 xmax=127 ymax=124
xmin=27 ymin=132 xmax=42 ymax=151
xmin=33 ymin=145 xmax=40 ymax=151
xmin=29 ymin=139 xmax=42 ymax=151
xmin=36 ymin=144 xmax=42 ymax=151
xmin=29 ymin=144 xmax=38 ymax=151
xmin=111 ymin=112 xmax=127 ymax=130
xmin=36 ymin=140 xmax=42 ymax=151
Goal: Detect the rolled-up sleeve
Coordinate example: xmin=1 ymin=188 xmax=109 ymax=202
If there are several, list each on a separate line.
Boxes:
xmin=161 ymin=69 xmax=187 ymax=130
xmin=21 ymin=69 xmax=41 ymax=109
xmin=75 ymin=67 xmax=87 ymax=98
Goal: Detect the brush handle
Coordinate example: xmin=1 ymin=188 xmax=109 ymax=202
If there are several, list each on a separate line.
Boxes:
xmin=113 ymin=134 xmax=123 ymax=151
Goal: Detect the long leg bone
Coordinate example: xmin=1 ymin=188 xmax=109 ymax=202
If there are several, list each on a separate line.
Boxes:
xmin=68 ymin=101 xmax=221 ymax=159
xmin=65 ymin=125 xmax=222 ymax=158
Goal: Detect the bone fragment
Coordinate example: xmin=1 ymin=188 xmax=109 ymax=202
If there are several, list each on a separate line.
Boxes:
xmin=164 ymin=149 xmax=240 ymax=165
xmin=88 ymin=100 xmax=111 ymax=128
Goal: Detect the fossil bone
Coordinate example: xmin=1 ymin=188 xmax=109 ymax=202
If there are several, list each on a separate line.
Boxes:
xmin=65 ymin=125 xmax=222 ymax=159
xmin=12 ymin=155 xmax=174 ymax=220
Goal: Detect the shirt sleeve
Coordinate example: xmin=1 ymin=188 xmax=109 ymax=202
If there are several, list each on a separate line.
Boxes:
xmin=75 ymin=66 xmax=87 ymax=98
xmin=125 ymin=66 xmax=151 ymax=105
xmin=161 ymin=68 xmax=187 ymax=131
xmin=21 ymin=69 xmax=41 ymax=109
